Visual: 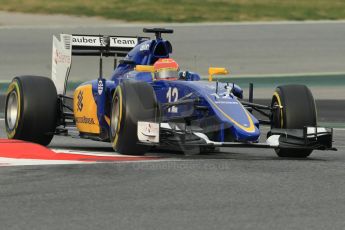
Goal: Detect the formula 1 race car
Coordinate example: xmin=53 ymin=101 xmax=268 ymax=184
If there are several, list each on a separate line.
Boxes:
xmin=4 ymin=28 xmax=336 ymax=157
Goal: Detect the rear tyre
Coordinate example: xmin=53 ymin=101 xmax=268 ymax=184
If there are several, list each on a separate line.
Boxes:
xmin=110 ymin=80 xmax=158 ymax=155
xmin=271 ymin=84 xmax=317 ymax=158
xmin=5 ymin=76 xmax=58 ymax=145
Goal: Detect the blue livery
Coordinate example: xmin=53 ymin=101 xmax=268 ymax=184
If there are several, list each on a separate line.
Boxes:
xmin=4 ymin=28 xmax=334 ymax=158
xmin=86 ymin=30 xmax=261 ymax=143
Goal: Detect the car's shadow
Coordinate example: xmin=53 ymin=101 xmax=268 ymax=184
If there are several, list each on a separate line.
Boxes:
xmin=50 ymin=145 xmax=329 ymax=162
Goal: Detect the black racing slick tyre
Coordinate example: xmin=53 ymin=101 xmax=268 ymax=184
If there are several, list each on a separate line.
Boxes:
xmin=5 ymin=76 xmax=58 ymax=146
xmin=110 ymin=80 xmax=158 ymax=155
xmin=271 ymin=84 xmax=317 ymax=158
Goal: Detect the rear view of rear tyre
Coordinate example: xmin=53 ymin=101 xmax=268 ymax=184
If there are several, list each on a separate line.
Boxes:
xmin=271 ymin=84 xmax=317 ymax=158
xmin=5 ymin=76 xmax=58 ymax=146
xmin=110 ymin=80 xmax=158 ymax=155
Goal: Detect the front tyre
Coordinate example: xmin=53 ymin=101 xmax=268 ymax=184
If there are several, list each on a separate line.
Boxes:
xmin=110 ymin=80 xmax=158 ymax=155
xmin=271 ymin=84 xmax=317 ymax=158
xmin=5 ymin=76 xmax=58 ymax=145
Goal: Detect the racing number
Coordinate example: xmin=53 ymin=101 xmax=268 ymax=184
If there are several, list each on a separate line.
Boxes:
xmin=166 ymin=87 xmax=178 ymax=113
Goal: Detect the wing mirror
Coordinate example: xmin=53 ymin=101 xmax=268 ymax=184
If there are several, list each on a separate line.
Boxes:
xmin=135 ymin=65 xmax=155 ymax=72
xmin=208 ymin=67 xmax=229 ymax=81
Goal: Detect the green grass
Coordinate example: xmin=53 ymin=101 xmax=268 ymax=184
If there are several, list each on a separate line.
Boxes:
xmin=1 ymin=0 xmax=345 ymax=22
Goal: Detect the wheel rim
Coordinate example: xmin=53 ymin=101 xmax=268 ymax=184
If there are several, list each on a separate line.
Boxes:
xmin=6 ymin=91 xmax=19 ymax=130
xmin=111 ymin=96 xmax=120 ymax=138
xmin=271 ymin=98 xmax=282 ymax=129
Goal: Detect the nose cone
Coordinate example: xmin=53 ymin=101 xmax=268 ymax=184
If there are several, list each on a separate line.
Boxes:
xmin=206 ymin=94 xmax=260 ymax=142
xmin=230 ymin=123 xmax=260 ymax=142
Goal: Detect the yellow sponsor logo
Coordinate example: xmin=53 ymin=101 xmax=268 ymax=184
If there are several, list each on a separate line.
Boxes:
xmin=75 ymin=116 xmax=96 ymax=124
xmin=74 ymin=85 xmax=100 ymax=134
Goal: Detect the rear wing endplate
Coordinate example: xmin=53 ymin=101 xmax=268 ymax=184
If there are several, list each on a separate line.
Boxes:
xmin=52 ymin=34 xmax=149 ymax=94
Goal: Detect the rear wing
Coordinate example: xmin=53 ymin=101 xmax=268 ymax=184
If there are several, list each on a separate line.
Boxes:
xmin=52 ymin=34 xmax=149 ymax=94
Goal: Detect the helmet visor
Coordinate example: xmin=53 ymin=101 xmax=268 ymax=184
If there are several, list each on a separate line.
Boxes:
xmin=155 ymin=68 xmax=179 ymax=80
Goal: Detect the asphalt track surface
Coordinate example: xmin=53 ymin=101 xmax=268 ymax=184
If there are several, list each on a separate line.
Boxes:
xmin=1 ymin=21 xmax=345 ymax=80
xmin=1 ymin=121 xmax=345 ymax=230
xmin=1 ymin=22 xmax=345 ymax=229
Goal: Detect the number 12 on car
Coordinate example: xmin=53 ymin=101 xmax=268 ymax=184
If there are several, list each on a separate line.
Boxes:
xmin=166 ymin=87 xmax=178 ymax=113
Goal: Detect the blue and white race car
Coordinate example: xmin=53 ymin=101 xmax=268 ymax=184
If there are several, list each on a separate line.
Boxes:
xmin=4 ymin=28 xmax=335 ymax=157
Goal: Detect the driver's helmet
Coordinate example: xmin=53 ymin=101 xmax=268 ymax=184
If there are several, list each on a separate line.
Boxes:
xmin=153 ymin=58 xmax=179 ymax=81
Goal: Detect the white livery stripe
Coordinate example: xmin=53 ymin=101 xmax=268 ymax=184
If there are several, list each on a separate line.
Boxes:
xmin=0 ymin=157 xmax=93 ymax=166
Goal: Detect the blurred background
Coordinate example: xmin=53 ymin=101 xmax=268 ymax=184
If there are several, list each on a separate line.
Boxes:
xmin=0 ymin=0 xmax=344 ymax=123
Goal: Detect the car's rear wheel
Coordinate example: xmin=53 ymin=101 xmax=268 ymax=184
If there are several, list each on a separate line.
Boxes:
xmin=110 ymin=80 xmax=158 ymax=155
xmin=5 ymin=76 xmax=58 ymax=145
xmin=271 ymin=84 xmax=317 ymax=158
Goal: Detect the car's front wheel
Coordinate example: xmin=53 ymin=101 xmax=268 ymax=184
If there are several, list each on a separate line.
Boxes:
xmin=110 ymin=80 xmax=158 ymax=155
xmin=270 ymin=84 xmax=317 ymax=158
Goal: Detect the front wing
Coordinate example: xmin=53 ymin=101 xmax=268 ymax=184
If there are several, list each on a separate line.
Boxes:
xmin=137 ymin=122 xmax=336 ymax=151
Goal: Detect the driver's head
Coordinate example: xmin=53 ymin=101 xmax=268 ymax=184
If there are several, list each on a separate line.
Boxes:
xmin=153 ymin=58 xmax=179 ymax=81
